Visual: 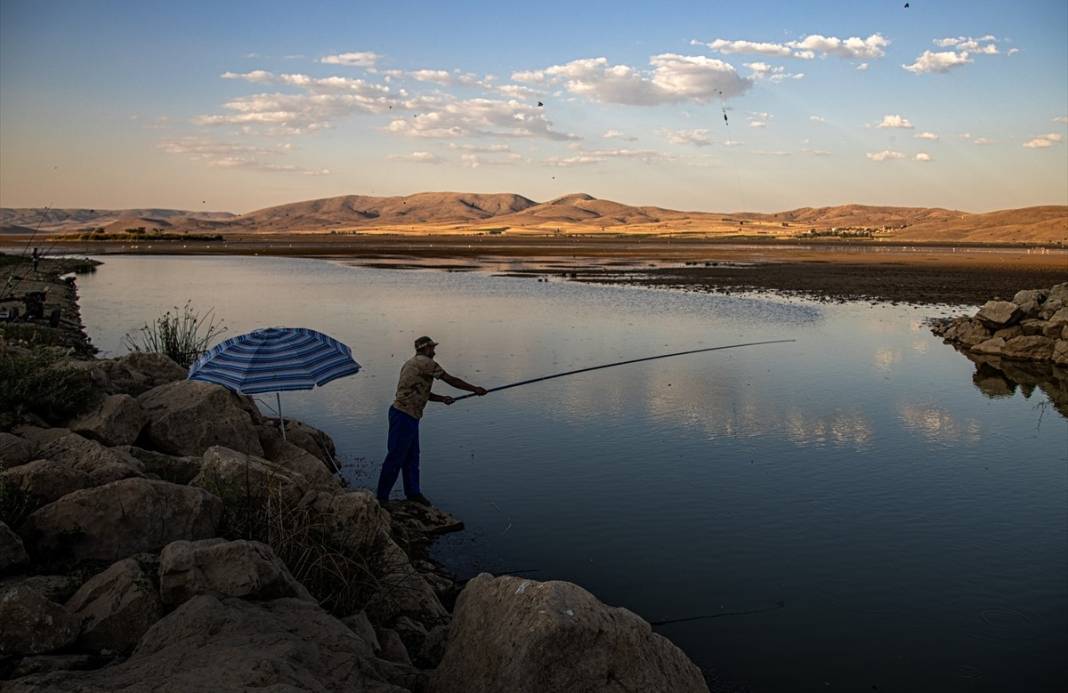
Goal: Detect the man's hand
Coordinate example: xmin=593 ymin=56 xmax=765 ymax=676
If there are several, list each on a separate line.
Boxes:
xmin=474 ymin=387 xmax=488 ymax=396
xmin=442 ymin=396 xmax=455 ymax=405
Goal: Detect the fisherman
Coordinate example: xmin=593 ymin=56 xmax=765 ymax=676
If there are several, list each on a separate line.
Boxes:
xmin=376 ymin=336 xmax=486 ymax=506
xmin=31 ymin=247 xmax=40 ymax=274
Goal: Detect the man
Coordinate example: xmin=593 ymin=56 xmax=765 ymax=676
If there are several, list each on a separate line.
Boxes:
xmin=375 ymin=335 xmax=486 ymax=505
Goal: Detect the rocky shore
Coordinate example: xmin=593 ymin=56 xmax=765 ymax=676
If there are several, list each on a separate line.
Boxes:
xmin=930 ymin=283 xmax=1068 ymax=416
xmin=0 ymin=257 xmax=711 ymax=692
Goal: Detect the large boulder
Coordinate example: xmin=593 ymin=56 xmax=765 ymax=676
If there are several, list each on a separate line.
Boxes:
xmin=1053 ymin=340 xmax=1068 ymax=366
xmin=943 ymin=318 xmax=990 ymax=347
xmin=138 ymin=380 xmax=263 ymax=457
xmin=20 ymin=478 xmax=222 ymax=564
xmin=113 ymin=445 xmax=201 ymax=484
xmin=431 ymin=574 xmax=709 ymax=693
xmin=1 ymin=459 xmax=94 ymax=505
xmin=37 ymin=432 xmax=144 ymax=486
xmin=65 ymin=556 xmax=163 ymax=654
xmin=68 ymin=394 xmax=145 ymax=447
xmin=260 ymin=418 xmax=338 ymax=466
xmin=191 ymin=446 xmax=306 ymax=504
xmin=1 ymin=520 xmax=29 ymax=573
xmin=260 ymin=435 xmax=338 ymax=488
xmin=159 ymin=538 xmax=313 ymax=607
xmin=971 ymin=337 xmax=1005 ymax=356
xmin=1048 ymin=307 xmax=1068 ymax=326
xmin=0 ymin=584 xmax=79 ymax=656
xmin=0 ymin=574 xmax=83 ymax=603
xmin=1046 ymin=282 xmax=1068 ymax=306
xmin=0 ymin=432 xmax=34 ymax=470
xmin=976 ymin=301 xmax=1023 ymax=329
xmin=1018 ymin=319 xmax=1047 ymax=337
xmin=69 ymin=352 xmax=188 ymax=397
xmin=1012 ymin=288 xmax=1048 ymax=307
xmin=4 ymin=595 xmax=412 ymax=692
xmin=297 ymin=488 xmax=392 ymax=556
xmin=366 ymin=538 xmax=449 ymax=624
xmin=1001 ymin=335 xmax=1055 ymax=362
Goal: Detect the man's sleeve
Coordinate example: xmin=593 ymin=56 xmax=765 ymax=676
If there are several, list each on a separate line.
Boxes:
xmin=427 ymin=360 xmax=447 ymax=380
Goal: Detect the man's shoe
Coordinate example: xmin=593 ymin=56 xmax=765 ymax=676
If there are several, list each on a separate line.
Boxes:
xmin=407 ymin=494 xmax=433 ymax=507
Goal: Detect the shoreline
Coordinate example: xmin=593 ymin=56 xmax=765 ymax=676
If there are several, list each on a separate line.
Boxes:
xmin=5 ymin=235 xmax=1067 ymax=306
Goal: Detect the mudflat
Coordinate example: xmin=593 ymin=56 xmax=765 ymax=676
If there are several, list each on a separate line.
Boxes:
xmin=11 ymin=233 xmax=1068 ymax=305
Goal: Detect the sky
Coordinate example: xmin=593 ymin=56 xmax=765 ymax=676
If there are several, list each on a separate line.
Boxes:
xmin=1 ymin=0 xmax=1066 ymax=213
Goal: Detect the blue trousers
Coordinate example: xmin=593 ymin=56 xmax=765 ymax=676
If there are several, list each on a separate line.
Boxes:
xmin=376 ymin=406 xmax=421 ymax=500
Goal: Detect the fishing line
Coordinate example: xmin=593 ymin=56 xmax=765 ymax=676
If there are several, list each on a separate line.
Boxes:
xmin=650 ymin=600 xmax=786 ymax=626
xmin=451 ymin=339 xmax=796 ymax=401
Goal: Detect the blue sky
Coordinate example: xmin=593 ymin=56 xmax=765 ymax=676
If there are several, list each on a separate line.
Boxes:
xmin=1 ymin=0 xmax=1066 ymax=212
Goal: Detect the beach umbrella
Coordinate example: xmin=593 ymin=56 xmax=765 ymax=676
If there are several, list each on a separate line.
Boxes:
xmin=187 ymin=327 xmax=360 ymax=441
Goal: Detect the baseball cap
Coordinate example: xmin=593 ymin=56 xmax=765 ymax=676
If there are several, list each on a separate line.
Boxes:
xmin=414 ymin=336 xmax=439 ymax=350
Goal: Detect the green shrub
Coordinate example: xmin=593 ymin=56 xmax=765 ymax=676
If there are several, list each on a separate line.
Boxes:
xmin=122 ymin=301 xmax=225 ymax=368
xmin=0 ymin=349 xmax=96 ymax=429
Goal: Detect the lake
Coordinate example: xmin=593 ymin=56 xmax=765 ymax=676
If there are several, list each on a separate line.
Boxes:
xmin=75 ymin=254 xmax=1067 ymax=692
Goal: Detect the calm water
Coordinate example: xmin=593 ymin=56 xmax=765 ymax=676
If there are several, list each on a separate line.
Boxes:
xmin=76 ymin=255 xmax=1067 ymax=692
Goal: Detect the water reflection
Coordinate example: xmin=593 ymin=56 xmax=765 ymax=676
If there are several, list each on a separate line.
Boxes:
xmin=961 ymin=349 xmax=1068 ymax=418
xmin=898 ymin=403 xmax=982 ymax=444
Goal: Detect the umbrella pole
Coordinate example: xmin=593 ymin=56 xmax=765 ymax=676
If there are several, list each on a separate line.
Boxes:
xmin=277 ymin=392 xmax=287 ymax=441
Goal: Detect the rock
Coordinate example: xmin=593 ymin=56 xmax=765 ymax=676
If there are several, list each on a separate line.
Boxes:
xmin=1046 ymin=282 xmax=1068 ymax=305
xmin=70 ymin=352 xmax=188 ymax=397
xmin=260 ymin=435 xmax=338 ymax=488
xmin=0 ymin=574 xmax=83 ymax=603
xmin=431 ymin=574 xmax=710 ymax=693
xmin=0 ymin=432 xmax=34 ymax=470
xmin=1016 ymin=300 xmax=1041 ymax=318
xmin=417 ymin=624 xmax=449 ymax=669
xmin=259 ymin=418 xmax=338 ymax=466
xmin=1002 ymin=335 xmax=1055 ymax=361
xmin=21 ymin=478 xmax=222 ymax=564
xmin=342 ymin=610 xmax=380 ymax=652
xmin=992 ymin=325 xmax=1022 ymax=340
xmin=1 ymin=520 xmax=29 ymax=573
xmin=1054 ymin=340 xmax=1068 ymax=366
xmin=943 ymin=318 xmax=990 ymax=347
xmin=1019 ymin=319 xmax=1048 ymax=336
xmin=0 ymin=585 xmax=79 ymax=656
xmin=0 ymin=459 xmax=94 ymax=505
xmin=66 ymin=557 xmax=163 ymax=654
xmin=971 ymin=337 xmax=1005 ymax=356
xmin=387 ymin=499 xmax=466 ymax=537
xmin=3 ymin=595 xmax=409 ymax=692
xmin=1013 ymin=288 xmax=1048 ymax=306
xmin=112 ymin=445 xmax=201 ymax=484
xmin=1049 ymin=307 xmax=1068 ymax=326
xmin=976 ymin=300 xmax=1022 ymax=329
xmin=9 ymin=654 xmax=105 ymax=677
xmin=159 ymin=538 xmax=313 ymax=606
xmin=138 ymin=380 xmax=264 ymax=457
xmin=9 ymin=425 xmax=70 ymax=450
xmin=1043 ymin=322 xmax=1065 ymax=339
xmin=191 ymin=446 xmax=306 ymax=504
xmin=376 ymin=627 xmax=411 ymax=665
xmin=37 ymin=433 xmax=144 ymax=486
xmin=68 ymin=394 xmax=145 ymax=447
xmin=366 ymin=538 xmax=449 ymax=624
xmin=298 ymin=488 xmax=392 ymax=556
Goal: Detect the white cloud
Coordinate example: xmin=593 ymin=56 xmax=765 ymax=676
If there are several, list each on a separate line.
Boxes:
xmin=915 ymin=131 xmax=939 ymax=140
xmin=972 ymin=137 xmax=994 ymax=145
xmin=856 ymin=62 xmax=870 ymax=71
xmin=694 ymin=33 xmax=888 ymax=61
xmin=809 ymin=115 xmax=827 ymax=124
xmin=748 ymin=111 xmax=771 ymax=128
xmin=409 ymin=69 xmax=491 ymax=88
xmin=533 ymin=54 xmax=752 ymax=106
xmin=866 ymin=150 xmax=905 ymax=161
xmin=447 ymin=142 xmax=512 ymax=152
xmin=387 ymin=151 xmax=442 ymax=163
xmin=661 ymin=128 xmax=713 ymax=146
xmin=320 ymin=51 xmax=380 ymax=67
xmin=1054 ymin=115 xmax=1068 ymax=124
xmin=511 ymin=69 xmax=547 ymax=83
xmin=602 ymin=129 xmax=637 ymax=141
xmin=876 ymin=114 xmax=914 ymax=129
xmin=1007 ymin=48 xmax=1020 ymax=56
xmin=496 ymin=84 xmax=540 ymax=99
xmin=903 ymin=50 xmax=973 ymax=74
xmin=385 ymin=97 xmax=577 ymax=140
xmin=744 ymin=62 xmax=803 ymax=82
xmin=1023 ymin=133 xmax=1063 ymax=149
xmin=159 ymin=136 xmax=329 ymax=175
xmin=801 ymin=148 xmax=831 ymax=156
xmin=915 ymin=152 xmax=932 ymax=161
xmin=935 ymin=35 xmax=999 ymax=54
xmin=543 ymin=148 xmax=672 ymax=167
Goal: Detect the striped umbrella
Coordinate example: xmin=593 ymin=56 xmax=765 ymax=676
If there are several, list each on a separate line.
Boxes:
xmin=188 ymin=327 xmax=360 ymax=440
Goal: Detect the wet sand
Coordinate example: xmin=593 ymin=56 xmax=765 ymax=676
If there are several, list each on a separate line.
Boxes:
xmin=9 ymin=234 xmax=1067 ymax=306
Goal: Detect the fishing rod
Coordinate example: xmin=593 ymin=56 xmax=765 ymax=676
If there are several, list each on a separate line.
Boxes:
xmin=452 ymin=339 xmax=796 ymax=401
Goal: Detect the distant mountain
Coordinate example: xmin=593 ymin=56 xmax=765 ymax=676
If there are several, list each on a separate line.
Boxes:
xmin=0 ymin=208 xmax=235 ymax=231
xmin=2 ymin=195 xmax=1065 ymax=243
